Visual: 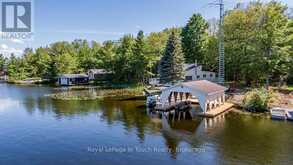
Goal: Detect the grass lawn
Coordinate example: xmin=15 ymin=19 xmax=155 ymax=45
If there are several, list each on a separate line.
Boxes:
xmin=287 ymin=85 xmax=293 ymax=91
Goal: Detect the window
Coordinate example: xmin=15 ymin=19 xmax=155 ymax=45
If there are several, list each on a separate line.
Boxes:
xmin=210 ymin=74 xmax=213 ymax=77
xmin=197 ymin=75 xmax=200 ymax=79
xmin=203 ymin=74 xmax=206 ymax=78
xmin=185 ymin=76 xmax=192 ymax=81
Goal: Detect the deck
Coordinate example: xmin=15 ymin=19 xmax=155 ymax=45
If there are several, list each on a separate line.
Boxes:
xmin=196 ymin=103 xmax=234 ymax=117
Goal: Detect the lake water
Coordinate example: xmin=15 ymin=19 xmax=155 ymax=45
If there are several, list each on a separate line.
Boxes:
xmin=0 ymin=83 xmax=293 ymax=165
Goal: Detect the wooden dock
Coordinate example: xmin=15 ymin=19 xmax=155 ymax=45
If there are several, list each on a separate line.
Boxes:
xmin=196 ymin=103 xmax=234 ymax=117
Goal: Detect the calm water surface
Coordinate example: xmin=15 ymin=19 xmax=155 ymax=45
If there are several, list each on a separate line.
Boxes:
xmin=0 ymin=83 xmax=293 ymax=165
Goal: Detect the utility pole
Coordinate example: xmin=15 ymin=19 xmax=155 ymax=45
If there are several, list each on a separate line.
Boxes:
xmin=218 ymin=0 xmax=225 ymax=84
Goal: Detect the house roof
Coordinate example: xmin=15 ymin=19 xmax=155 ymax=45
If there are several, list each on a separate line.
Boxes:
xmin=88 ymin=69 xmax=113 ymax=74
xmin=184 ymin=64 xmax=197 ymax=71
xmin=59 ymin=74 xmax=89 ymax=78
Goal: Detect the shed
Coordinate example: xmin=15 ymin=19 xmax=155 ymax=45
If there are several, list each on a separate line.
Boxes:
xmin=159 ymin=80 xmax=227 ymax=113
xmin=57 ymin=74 xmax=89 ymax=86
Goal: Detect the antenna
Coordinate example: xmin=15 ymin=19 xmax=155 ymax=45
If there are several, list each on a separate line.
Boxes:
xmin=218 ymin=0 xmax=225 ymax=84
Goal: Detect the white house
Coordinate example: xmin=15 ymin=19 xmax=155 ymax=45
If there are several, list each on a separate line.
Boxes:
xmin=149 ymin=63 xmax=217 ymax=85
xmin=87 ymin=69 xmax=113 ymax=80
xmin=184 ymin=63 xmax=217 ymax=82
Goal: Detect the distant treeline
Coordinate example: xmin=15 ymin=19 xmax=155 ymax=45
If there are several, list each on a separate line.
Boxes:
xmin=0 ymin=1 xmax=292 ymax=85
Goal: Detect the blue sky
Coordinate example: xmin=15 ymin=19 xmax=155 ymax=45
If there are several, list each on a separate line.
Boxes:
xmin=0 ymin=0 xmax=292 ymax=57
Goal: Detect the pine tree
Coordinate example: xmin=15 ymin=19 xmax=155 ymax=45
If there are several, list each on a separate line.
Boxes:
xmin=132 ymin=30 xmax=146 ymax=82
xmin=159 ymin=31 xmax=184 ymax=84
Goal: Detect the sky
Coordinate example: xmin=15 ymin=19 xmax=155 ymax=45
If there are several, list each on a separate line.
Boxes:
xmin=0 ymin=0 xmax=292 ymax=57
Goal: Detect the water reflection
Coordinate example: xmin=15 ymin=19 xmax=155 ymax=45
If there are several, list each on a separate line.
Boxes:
xmin=0 ymin=98 xmax=21 ymax=112
xmin=2 ymin=84 xmax=293 ymax=164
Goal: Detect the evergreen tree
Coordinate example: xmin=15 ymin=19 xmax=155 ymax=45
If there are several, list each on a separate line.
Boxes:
xmin=159 ymin=31 xmax=184 ymax=84
xmin=181 ymin=13 xmax=208 ymax=63
xmin=132 ymin=30 xmax=146 ymax=82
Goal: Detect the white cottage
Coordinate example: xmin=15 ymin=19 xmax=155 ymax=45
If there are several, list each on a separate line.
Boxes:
xmin=184 ymin=63 xmax=217 ymax=82
xmin=159 ymin=80 xmax=227 ymax=113
xmin=149 ymin=63 xmax=217 ymax=86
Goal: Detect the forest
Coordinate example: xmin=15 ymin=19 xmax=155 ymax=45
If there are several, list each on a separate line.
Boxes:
xmin=0 ymin=1 xmax=292 ymax=86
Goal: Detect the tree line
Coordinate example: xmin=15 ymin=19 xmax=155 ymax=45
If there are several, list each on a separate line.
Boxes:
xmin=0 ymin=1 xmax=292 ymax=85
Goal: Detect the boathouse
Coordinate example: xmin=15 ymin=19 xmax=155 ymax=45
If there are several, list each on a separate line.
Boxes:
xmin=159 ymin=80 xmax=229 ymax=115
xmin=57 ymin=74 xmax=89 ymax=86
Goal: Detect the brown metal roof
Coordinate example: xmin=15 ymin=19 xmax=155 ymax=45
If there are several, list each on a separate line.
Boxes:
xmin=182 ymin=80 xmax=227 ymax=94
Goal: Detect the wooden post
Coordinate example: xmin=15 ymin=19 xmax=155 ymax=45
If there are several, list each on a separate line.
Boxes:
xmin=179 ymin=92 xmax=183 ymax=101
xmin=168 ymin=92 xmax=172 ymax=105
xmin=174 ymin=92 xmax=178 ymax=103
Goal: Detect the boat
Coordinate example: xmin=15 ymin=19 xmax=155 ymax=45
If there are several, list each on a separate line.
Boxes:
xmin=270 ymin=107 xmax=287 ymax=120
xmin=270 ymin=107 xmax=293 ymax=121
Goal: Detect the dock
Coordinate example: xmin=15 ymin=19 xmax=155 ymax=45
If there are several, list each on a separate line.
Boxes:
xmin=196 ymin=103 xmax=234 ymax=117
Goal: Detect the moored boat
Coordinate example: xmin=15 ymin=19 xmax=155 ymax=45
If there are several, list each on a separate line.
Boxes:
xmin=270 ymin=107 xmax=287 ymax=120
xmin=270 ymin=107 xmax=293 ymax=121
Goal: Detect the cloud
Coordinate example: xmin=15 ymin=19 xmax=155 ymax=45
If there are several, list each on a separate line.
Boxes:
xmin=0 ymin=44 xmax=24 ymax=57
xmin=10 ymin=39 xmax=24 ymax=44
xmin=0 ymin=44 xmax=8 ymax=49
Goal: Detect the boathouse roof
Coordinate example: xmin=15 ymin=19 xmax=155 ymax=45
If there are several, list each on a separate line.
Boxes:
xmin=162 ymin=80 xmax=227 ymax=95
xmin=59 ymin=74 xmax=89 ymax=79
xmin=181 ymin=80 xmax=227 ymax=94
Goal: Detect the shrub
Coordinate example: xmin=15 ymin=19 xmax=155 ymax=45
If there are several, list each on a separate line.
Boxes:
xmin=242 ymin=88 xmax=278 ymax=112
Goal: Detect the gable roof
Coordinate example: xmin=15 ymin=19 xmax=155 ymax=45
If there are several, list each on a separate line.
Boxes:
xmin=163 ymin=80 xmax=227 ymax=95
xmin=182 ymin=80 xmax=227 ymax=94
xmin=59 ymin=74 xmax=88 ymax=79
xmin=184 ymin=64 xmax=197 ymax=71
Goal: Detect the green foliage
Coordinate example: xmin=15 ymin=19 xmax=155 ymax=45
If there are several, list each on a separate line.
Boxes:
xmin=159 ymin=31 xmax=185 ymax=84
xmin=0 ymin=54 xmax=6 ymax=71
xmin=4 ymin=2 xmax=292 ymax=86
xmin=181 ymin=13 xmax=208 ymax=63
xmin=242 ymin=88 xmax=277 ymax=112
xmin=132 ymin=30 xmax=147 ymax=82
xmin=114 ymin=34 xmax=135 ymax=82
xmin=224 ymin=2 xmax=292 ymax=84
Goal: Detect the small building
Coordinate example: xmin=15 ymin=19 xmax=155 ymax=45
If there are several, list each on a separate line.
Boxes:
xmin=159 ymin=80 xmax=228 ymax=114
xmin=87 ymin=69 xmax=113 ymax=80
xmin=184 ymin=63 xmax=217 ymax=82
xmin=57 ymin=74 xmax=89 ymax=86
